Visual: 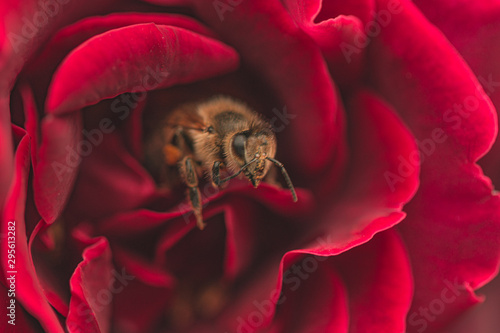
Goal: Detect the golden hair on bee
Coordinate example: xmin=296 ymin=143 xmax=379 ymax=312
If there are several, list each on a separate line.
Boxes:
xmin=144 ymin=95 xmax=297 ymax=230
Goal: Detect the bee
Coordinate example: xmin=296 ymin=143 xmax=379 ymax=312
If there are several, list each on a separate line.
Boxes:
xmin=144 ymin=95 xmax=297 ymax=230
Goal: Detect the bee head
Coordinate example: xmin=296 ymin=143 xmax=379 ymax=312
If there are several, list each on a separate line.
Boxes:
xmin=227 ymin=128 xmax=276 ymax=188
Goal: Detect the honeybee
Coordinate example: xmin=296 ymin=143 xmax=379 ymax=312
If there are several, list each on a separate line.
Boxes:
xmin=144 ymin=96 xmax=297 ymax=230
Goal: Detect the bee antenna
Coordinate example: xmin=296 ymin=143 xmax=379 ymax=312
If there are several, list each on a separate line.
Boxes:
xmin=266 ymin=157 xmax=297 ymax=202
xmin=217 ymin=158 xmax=258 ymax=185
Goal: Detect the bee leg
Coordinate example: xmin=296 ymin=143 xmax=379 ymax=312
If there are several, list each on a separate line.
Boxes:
xmin=212 ymin=160 xmax=251 ymax=187
xmin=179 ymin=156 xmax=205 ymax=230
xmin=212 ymin=161 xmax=223 ymax=188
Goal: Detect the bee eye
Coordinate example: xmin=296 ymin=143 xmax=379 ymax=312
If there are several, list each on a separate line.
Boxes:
xmin=232 ymin=134 xmax=247 ymax=159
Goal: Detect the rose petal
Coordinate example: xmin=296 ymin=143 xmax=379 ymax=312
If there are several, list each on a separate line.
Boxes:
xmin=191 ymin=0 xmax=343 ymax=174
xmin=121 ymin=97 xmax=146 ymax=159
xmin=158 ymin=215 xmax=227 ymax=282
xmin=413 ymin=0 xmax=500 ymax=187
xmin=98 ymin=209 xmax=189 ymax=237
xmin=299 ymin=90 xmax=419 ymax=255
xmin=29 ymin=219 xmax=70 ymax=317
xmin=268 ymin=229 xmax=411 ymax=333
xmin=154 ymin=197 xmax=259 ymax=280
xmin=1 ymin=127 xmax=64 ymax=333
xmin=34 ymin=113 xmax=82 ymax=224
xmin=0 ymin=94 xmax=14 ymax=208
xmin=46 ymin=23 xmax=239 ymax=114
xmin=140 ymin=0 xmax=190 ymax=5
xmin=65 ymin=131 xmax=157 ymax=220
xmin=316 ymin=0 xmax=375 ymax=24
xmin=215 ymin=254 xmax=284 ymax=332
xmin=111 ymin=279 xmax=171 ymax=333
xmin=0 ymin=0 xmax=118 ymax=84
xmin=369 ymin=0 xmax=500 ymax=331
xmin=66 ymin=235 xmax=113 ymax=333
xmin=269 ymin=260 xmax=349 ymax=333
xmin=444 ymin=270 xmax=500 ymax=333
xmin=34 ymin=12 xmax=216 ymax=65
xmin=333 ymin=229 xmax=412 ymax=333
xmin=372 ymin=0 xmax=496 ymax=161
xmin=215 ymin=221 xmax=410 ymax=332
xmin=222 ymin=198 xmax=258 ymax=279
xmin=113 ymin=247 xmax=175 ymax=287
xmin=20 ymin=84 xmax=39 ymax=167
xmin=24 ymin=12 xmax=217 ymax=102
xmin=281 ymin=0 xmax=373 ymax=85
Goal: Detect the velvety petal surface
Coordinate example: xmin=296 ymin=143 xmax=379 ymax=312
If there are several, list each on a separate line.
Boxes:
xmin=46 ymin=23 xmax=239 ymax=114
xmin=369 ymin=0 xmax=500 ymax=331
xmin=24 ymin=12 xmax=217 ymax=105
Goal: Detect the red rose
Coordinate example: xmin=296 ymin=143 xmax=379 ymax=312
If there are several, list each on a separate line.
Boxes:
xmin=1 ymin=0 xmax=500 ymax=332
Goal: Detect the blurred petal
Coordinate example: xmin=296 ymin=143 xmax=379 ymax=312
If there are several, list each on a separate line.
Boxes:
xmin=20 ymin=84 xmax=39 ymax=166
xmin=112 ymin=279 xmax=171 ymax=333
xmin=413 ymin=0 xmax=500 ymax=187
xmin=369 ymin=0 xmax=500 ymax=331
xmin=67 ymin=234 xmax=113 ymax=333
xmin=269 ymin=259 xmax=349 ymax=333
xmin=1 ymin=126 xmax=64 ymax=333
xmin=66 ymin=131 xmax=157 ymax=220
xmin=301 ymin=91 xmax=419 ymax=255
xmin=0 ymin=93 xmax=13 ymax=208
xmin=335 ymin=229 xmax=412 ymax=333
xmin=121 ymin=97 xmax=146 ymax=159
xmin=34 ymin=113 xmax=82 ymax=224
xmin=46 ymin=23 xmax=239 ymax=114
xmin=271 ymin=229 xmax=412 ymax=333
xmin=140 ymin=0 xmax=190 ymax=5
xmin=0 ymin=0 xmax=118 ymax=85
xmin=113 ymin=247 xmax=175 ymax=287
xmin=444 ymin=270 xmax=500 ymax=333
